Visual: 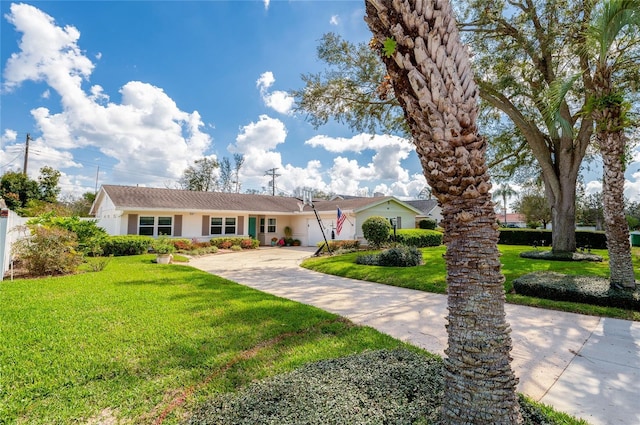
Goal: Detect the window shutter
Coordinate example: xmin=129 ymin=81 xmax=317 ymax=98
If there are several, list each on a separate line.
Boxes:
xmin=202 ymin=215 xmax=210 ymax=236
xmin=237 ymin=216 xmax=244 ymax=235
xmin=127 ymin=214 xmax=138 ymax=235
xmin=174 ymin=215 xmax=182 ymax=237
xmin=396 ymin=216 xmax=402 ymax=229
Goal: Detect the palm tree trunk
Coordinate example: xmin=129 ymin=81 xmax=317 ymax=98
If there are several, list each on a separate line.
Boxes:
xmin=365 ymin=1 xmax=522 ymax=423
xmin=600 ymin=130 xmax=636 ymax=288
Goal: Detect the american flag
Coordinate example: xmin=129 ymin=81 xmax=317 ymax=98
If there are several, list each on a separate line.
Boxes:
xmin=336 ymin=207 xmax=346 ymax=236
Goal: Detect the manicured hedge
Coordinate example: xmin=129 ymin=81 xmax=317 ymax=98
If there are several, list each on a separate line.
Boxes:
xmin=498 ymin=228 xmax=607 ymax=249
xmin=100 ymin=235 xmax=153 ymax=256
xmin=394 ymin=229 xmax=443 ymax=247
xmin=209 ymin=237 xmax=259 ymax=249
xmin=513 ymin=271 xmax=640 ymax=311
xmin=316 ymin=240 xmax=360 ymax=252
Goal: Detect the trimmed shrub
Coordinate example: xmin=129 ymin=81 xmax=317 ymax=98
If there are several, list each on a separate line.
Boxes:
xmin=240 ymin=238 xmax=259 ymax=249
xmin=100 ymin=235 xmax=153 ymax=256
xmin=378 ymin=245 xmax=423 ymax=267
xmin=395 ymin=229 xmax=442 ymax=247
xmin=316 ymin=240 xmax=360 ymax=253
xmin=362 ymin=216 xmax=392 ymax=248
xmin=356 ymin=245 xmax=423 ymax=267
xmin=210 ymin=237 xmax=259 ymax=249
xmin=418 ymin=218 xmax=437 ymax=230
xmin=513 ymin=271 xmax=640 ymax=311
xmin=498 ymin=228 xmax=607 ymax=249
xmin=355 ymin=253 xmax=380 ymax=265
xmin=12 ymin=226 xmax=83 ymax=276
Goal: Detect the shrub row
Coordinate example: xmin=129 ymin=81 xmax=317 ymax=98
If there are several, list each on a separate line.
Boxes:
xmin=513 ymin=271 xmax=640 ymax=311
xmin=498 ymin=228 xmax=608 ymax=249
xmin=209 ymin=237 xmax=259 ymax=250
xmin=316 ymin=240 xmax=360 ymax=252
xmin=394 ymin=229 xmax=443 ymax=247
xmin=100 ymin=235 xmax=153 ymax=256
xmin=356 ymin=245 xmax=423 ymax=267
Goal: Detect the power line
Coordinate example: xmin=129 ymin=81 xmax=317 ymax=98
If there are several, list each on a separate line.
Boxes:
xmin=264 ymin=167 xmax=281 ymax=196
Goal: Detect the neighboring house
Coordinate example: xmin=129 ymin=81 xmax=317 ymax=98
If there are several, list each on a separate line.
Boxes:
xmin=500 ymin=213 xmax=527 ymax=228
xmin=404 ymin=199 xmax=442 ymax=226
xmin=90 ymin=185 xmax=424 ymax=247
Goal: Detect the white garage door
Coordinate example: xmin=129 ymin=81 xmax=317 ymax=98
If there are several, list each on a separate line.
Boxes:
xmin=307 ymin=217 xmax=332 ymax=246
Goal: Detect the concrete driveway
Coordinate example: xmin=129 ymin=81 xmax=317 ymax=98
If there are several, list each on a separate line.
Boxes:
xmin=188 ymin=247 xmax=640 ymax=425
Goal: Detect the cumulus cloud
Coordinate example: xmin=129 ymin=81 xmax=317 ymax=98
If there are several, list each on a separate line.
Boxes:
xmin=1 ymin=3 xmax=212 ymax=191
xmin=330 ymin=15 xmax=339 ymax=25
xmin=263 ymin=0 xmax=270 ymax=10
xmin=256 ymin=71 xmax=294 ymax=115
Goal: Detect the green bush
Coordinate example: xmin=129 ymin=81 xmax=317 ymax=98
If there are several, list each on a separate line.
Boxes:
xmin=356 ymin=245 xmax=423 ymax=267
xmin=418 ymin=218 xmax=437 ymax=230
xmin=513 ymin=272 xmax=640 ymax=311
xmin=378 ymin=245 xmax=423 ymax=267
xmin=100 ymin=235 xmax=153 ymax=256
xmin=12 ymin=226 xmax=83 ymax=276
xmin=26 ymin=213 xmax=107 ymax=255
xmin=210 ymin=237 xmax=259 ymax=249
xmin=498 ymin=229 xmax=607 ymax=249
xmin=395 ymin=229 xmax=442 ymax=247
xmin=316 ymin=239 xmax=360 ymax=252
xmin=362 ymin=216 xmax=392 ymax=248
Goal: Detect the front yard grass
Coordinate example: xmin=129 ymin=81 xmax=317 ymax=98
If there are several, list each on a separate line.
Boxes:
xmin=1 ymin=254 xmax=410 ymax=424
xmin=301 ymin=245 xmax=640 ymax=321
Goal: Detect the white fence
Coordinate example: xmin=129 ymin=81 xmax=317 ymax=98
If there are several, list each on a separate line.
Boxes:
xmin=0 ymin=208 xmax=29 ymax=281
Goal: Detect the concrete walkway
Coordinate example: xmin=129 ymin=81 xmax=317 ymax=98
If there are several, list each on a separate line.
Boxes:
xmin=188 ymin=247 xmax=640 ymax=425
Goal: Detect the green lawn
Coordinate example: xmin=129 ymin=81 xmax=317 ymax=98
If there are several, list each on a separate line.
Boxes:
xmin=301 ymin=245 xmax=640 ymax=321
xmin=1 ymin=255 xmax=410 ymax=424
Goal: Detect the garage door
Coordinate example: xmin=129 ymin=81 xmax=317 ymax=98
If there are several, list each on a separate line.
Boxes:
xmin=307 ymin=218 xmax=331 ymax=246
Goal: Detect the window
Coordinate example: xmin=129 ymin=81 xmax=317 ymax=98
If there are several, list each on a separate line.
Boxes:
xmin=211 ymin=217 xmax=236 ymax=235
xmin=259 ymin=218 xmax=265 ymax=233
xmin=157 ymin=216 xmax=173 ymax=236
xmin=139 ymin=216 xmax=155 ymax=236
xmin=210 ymin=217 xmax=223 ymax=235
xmin=225 ymin=217 xmax=236 ymax=234
xmin=267 ymin=218 xmax=276 ymax=233
xmin=139 ymin=216 xmax=172 ymax=236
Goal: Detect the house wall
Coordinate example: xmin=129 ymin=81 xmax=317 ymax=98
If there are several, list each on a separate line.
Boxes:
xmin=354 ymin=202 xmax=416 ymax=241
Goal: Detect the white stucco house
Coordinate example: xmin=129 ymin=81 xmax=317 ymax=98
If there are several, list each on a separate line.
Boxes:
xmin=89 ymin=185 xmax=424 ymax=247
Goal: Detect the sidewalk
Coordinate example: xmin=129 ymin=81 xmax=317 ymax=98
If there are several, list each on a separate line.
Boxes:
xmin=188 ymin=247 xmax=640 ymax=425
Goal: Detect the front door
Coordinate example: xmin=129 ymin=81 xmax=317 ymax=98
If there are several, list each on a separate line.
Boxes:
xmin=248 ymin=217 xmax=257 ymax=239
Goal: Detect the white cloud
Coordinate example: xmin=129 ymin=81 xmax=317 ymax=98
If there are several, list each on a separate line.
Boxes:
xmin=1 ymin=3 xmax=213 ymax=191
xmin=256 ymin=71 xmax=294 ymax=115
xmin=330 ymin=15 xmax=339 ymax=25
xmin=263 ymin=0 xmax=270 ymax=11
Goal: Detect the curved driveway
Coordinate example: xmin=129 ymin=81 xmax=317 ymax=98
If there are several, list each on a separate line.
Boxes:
xmin=188 ymin=247 xmax=640 ymax=425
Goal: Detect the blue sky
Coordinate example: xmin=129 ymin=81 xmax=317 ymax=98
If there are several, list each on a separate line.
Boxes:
xmin=1 ymin=1 xmax=639 ymax=205
xmin=0 ymin=0 xmax=426 ymax=199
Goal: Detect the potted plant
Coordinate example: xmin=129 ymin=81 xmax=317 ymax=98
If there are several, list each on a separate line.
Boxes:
xmin=152 ymin=235 xmax=175 ymax=264
xmin=271 ymin=237 xmax=278 ymax=246
xmin=292 ymin=239 xmax=301 ymax=246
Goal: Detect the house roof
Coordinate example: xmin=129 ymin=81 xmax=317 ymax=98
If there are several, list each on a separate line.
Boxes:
xmin=91 ymin=185 xmax=422 ymax=215
xmin=404 ymin=199 xmax=439 ymax=215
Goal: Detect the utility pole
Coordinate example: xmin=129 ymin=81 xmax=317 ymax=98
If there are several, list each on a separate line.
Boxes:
xmin=22 ymin=133 xmax=31 ymax=175
xmin=264 ymin=167 xmax=280 ymax=196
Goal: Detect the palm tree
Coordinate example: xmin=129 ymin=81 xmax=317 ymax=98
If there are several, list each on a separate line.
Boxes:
xmin=588 ymin=0 xmax=639 ymax=289
xmin=365 ymin=1 xmax=522 ymax=423
xmin=493 ymin=183 xmax=517 ymax=225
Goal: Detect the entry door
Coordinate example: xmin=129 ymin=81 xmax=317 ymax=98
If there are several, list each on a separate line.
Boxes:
xmin=248 ymin=217 xmax=257 ymax=239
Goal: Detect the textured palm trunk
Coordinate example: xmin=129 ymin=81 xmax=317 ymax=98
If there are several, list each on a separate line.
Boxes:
xmin=594 ymin=66 xmax=636 ymax=289
xmin=600 ymin=131 xmax=635 ymax=288
xmin=365 ymin=1 xmax=522 ymax=423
